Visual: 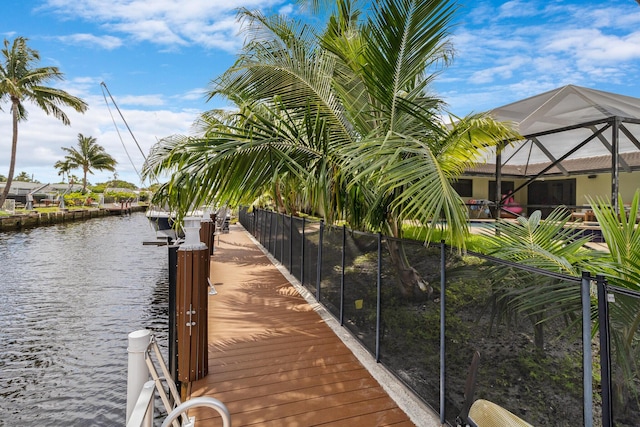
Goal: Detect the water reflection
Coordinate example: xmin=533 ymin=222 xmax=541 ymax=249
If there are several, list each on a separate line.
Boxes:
xmin=0 ymin=212 xmax=169 ymax=425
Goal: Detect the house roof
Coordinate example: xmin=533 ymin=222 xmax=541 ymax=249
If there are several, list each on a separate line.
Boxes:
xmin=0 ymin=181 xmax=83 ymax=195
xmin=474 ymin=85 xmax=640 ymax=174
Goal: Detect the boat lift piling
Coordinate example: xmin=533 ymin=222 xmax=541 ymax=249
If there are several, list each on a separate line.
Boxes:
xmin=176 ymin=217 xmax=210 ymax=391
xmin=138 ymin=212 xmax=215 ymax=407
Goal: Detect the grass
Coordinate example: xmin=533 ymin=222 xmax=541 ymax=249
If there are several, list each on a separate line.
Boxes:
xmin=1 ymin=205 xmax=100 ymax=216
xmin=402 ymin=222 xmax=493 ymax=252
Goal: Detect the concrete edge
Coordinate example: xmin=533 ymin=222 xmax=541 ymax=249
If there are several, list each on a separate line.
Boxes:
xmin=239 ymin=224 xmax=443 ymax=427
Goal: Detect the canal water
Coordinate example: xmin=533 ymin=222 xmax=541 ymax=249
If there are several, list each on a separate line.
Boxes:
xmin=0 ymin=212 xmax=170 ymax=426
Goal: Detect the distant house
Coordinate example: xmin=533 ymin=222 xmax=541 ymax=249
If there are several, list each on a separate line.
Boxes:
xmin=0 ymin=181 xmax=83 ymax=205
xmin=457 ymin=85 xmax=640 ymax=218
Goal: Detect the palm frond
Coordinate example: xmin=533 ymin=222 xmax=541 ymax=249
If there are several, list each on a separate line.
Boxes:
xmin=359 ymin=0 xmax=456 ymax=130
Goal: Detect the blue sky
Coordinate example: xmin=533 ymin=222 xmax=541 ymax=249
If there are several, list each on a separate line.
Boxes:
xmin=2 ymin=0 xmax=640 ymax=187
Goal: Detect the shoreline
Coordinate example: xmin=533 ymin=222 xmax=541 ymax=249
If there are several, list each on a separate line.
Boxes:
xmin=0 ymin=205 xmax=147 ymax=231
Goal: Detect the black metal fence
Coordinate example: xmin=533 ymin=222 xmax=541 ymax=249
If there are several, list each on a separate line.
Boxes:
xmin=239 ymin=207 xmax=640 ymax=427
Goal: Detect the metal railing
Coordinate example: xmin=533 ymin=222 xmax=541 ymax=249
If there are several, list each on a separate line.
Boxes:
xmin=126 ymin=331 xmax=230 ymax=427
xmin=239 ymin=207 xmax=640 ymax=427
xmin=127 ymin=380 xmax=230 ymax=427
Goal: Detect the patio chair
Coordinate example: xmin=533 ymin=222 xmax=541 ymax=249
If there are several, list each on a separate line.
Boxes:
xmin=468 ymin=199 xmax=493 ymax=219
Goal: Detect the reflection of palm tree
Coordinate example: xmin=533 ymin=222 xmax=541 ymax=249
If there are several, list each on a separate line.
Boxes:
xmin=61 ymin=133 xmax=117 ymax=193
xmin=0 ymin=37 xmax=87 ymax=207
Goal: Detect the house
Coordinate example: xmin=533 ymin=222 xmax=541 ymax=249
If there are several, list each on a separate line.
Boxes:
xmin=0 ymin=181 xmax=83 ymax=206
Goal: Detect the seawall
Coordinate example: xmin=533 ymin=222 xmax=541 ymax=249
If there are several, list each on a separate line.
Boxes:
xmin=0 ymin=205 xmax=147 ymax=231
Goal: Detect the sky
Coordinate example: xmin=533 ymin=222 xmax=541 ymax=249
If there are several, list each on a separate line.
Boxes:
xmin=2 ymin=0 xmax=640 ymax=188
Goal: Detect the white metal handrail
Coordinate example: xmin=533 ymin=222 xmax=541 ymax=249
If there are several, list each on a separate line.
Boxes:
xmin=127 ymin=381 xmax=232 ymax=427
xmin=144 ymin=336 xmax=188 ymax=427
xmin=126 ymin=332 xmax=230 ymax=427
xmin=161 ymin=397 xmax=231 ymax=427
xmin=126 ymin=381 xmax=155 ymax=427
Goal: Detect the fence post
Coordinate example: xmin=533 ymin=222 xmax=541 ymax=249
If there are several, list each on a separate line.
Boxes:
xmin=261 ymin=210 xmax=267 ymax=246
xmin=126 ymin=329 xmax=151 ymax=424
xmin=280 ymin=213 xmax=285 ymax=262
xmin=301 ymin=217 xmax=306 ymax=285
xmin=289 ymin=214 xmax=293 ymax=273
xmin=440 ymin=240 xmax=446 ymax=425
xmin=581 ymin=272 xmax=594 ymax=427
xmin=340 ymin=225 xmax=346 ymax=326
xmin=270 ymin=211 xmax=276 ymax=256
xmin=252 ymin=208 xmax=256 ymax=236
xmin=316 ymin=220 xmax=324 ymax=301
xmin=265 ymin=210 xmax=269 ymax=251
xmin=596 ymin=274 xmax=613 ymax=427
xmin=375 ymin=232 xmax=382 ymax=362
xmin=270 ymin=211 xmax=275 ymax=254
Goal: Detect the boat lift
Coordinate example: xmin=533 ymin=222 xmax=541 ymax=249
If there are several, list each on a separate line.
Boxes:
xmin=25 ymin=183 xmax=50 ymax=210
xmin=56 ymin=181 xmax=76 ymax=210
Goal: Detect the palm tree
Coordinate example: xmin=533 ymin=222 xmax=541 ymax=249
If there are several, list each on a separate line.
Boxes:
xmin=480 ymin=208 xmax=599 ymax=350
xmin=479 ymin=193 xmax=640 ymax=416
xmin=60 ymin=133 xmax=117 ymax=193
xmin=143 ymin=0 xmax=520 ymax=297
xmin=54 ymin=159 xmax=72 ymax=183
xmin=589 ymin=192 xmax=640 ymax=417
xmin=0 ymin=36 xmax=88 ymax=207
xmin=15 ymin=171 xmax=34 ymax=182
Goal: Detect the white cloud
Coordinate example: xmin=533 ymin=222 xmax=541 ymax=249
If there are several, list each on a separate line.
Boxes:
xmin=180 ymin=88 xmax=209 ymax=101
xmin=497 ymin=0 xmax=539 ymax=19
xmin=56 ymin=33 xmax=123 ymax=49
xmin=108 ymin=94 xmax=167 ymax=107
xmin=278 ymin=4 xmax=295 ymax=15
xmin=546 ymin=29 xmax=640 ymax=63
xmin=39 ymin=0 xmax=288 ymax=52
xmin=438 ymin=1 xmax=640 ymax=116
xmin=110 ymin=20 xmax=188 ymax=46
xmin=573 ymin=4 xmax=640 ymax=29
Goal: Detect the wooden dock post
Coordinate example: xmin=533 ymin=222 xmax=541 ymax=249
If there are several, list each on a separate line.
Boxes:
xmin=176 ymin=217 xmax=209 ymax=386
xmin=200 ymin=210 xmax=215 ymax=258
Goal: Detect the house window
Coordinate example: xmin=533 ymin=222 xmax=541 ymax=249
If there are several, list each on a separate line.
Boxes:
xmin=452 ymin=179 xmax=473 ymax=197
xmin=489 ymin=181 xmax=514 ymax=202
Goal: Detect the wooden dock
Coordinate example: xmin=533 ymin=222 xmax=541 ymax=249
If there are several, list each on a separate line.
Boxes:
xmin=103 ymin=202 xmax=146 ymax=215
xmin=186 ymin=225 xmax=438 ymax=426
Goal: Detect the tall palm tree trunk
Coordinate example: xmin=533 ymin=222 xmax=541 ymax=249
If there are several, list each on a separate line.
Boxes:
xmin=82 ymin=167 xmax=89 ymax=193
xmin=0 ymin=100 xmax=20 ymax=208
xmin=386 ymin=237 xmax=433 ymax=299
xmin=385 ymin=215 xmax=433 ymax=299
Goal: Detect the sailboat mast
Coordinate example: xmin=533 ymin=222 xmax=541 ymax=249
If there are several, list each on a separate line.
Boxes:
xmin=100 ymin=82 xmax=147 ymax=184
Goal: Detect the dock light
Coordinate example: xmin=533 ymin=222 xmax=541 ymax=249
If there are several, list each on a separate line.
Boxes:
xmin=183 ymin=216 xmax=204 ymax=248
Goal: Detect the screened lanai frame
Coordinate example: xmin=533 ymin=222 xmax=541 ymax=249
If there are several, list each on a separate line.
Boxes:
xmin=463 ymin=85 xmax=640 ymax=216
